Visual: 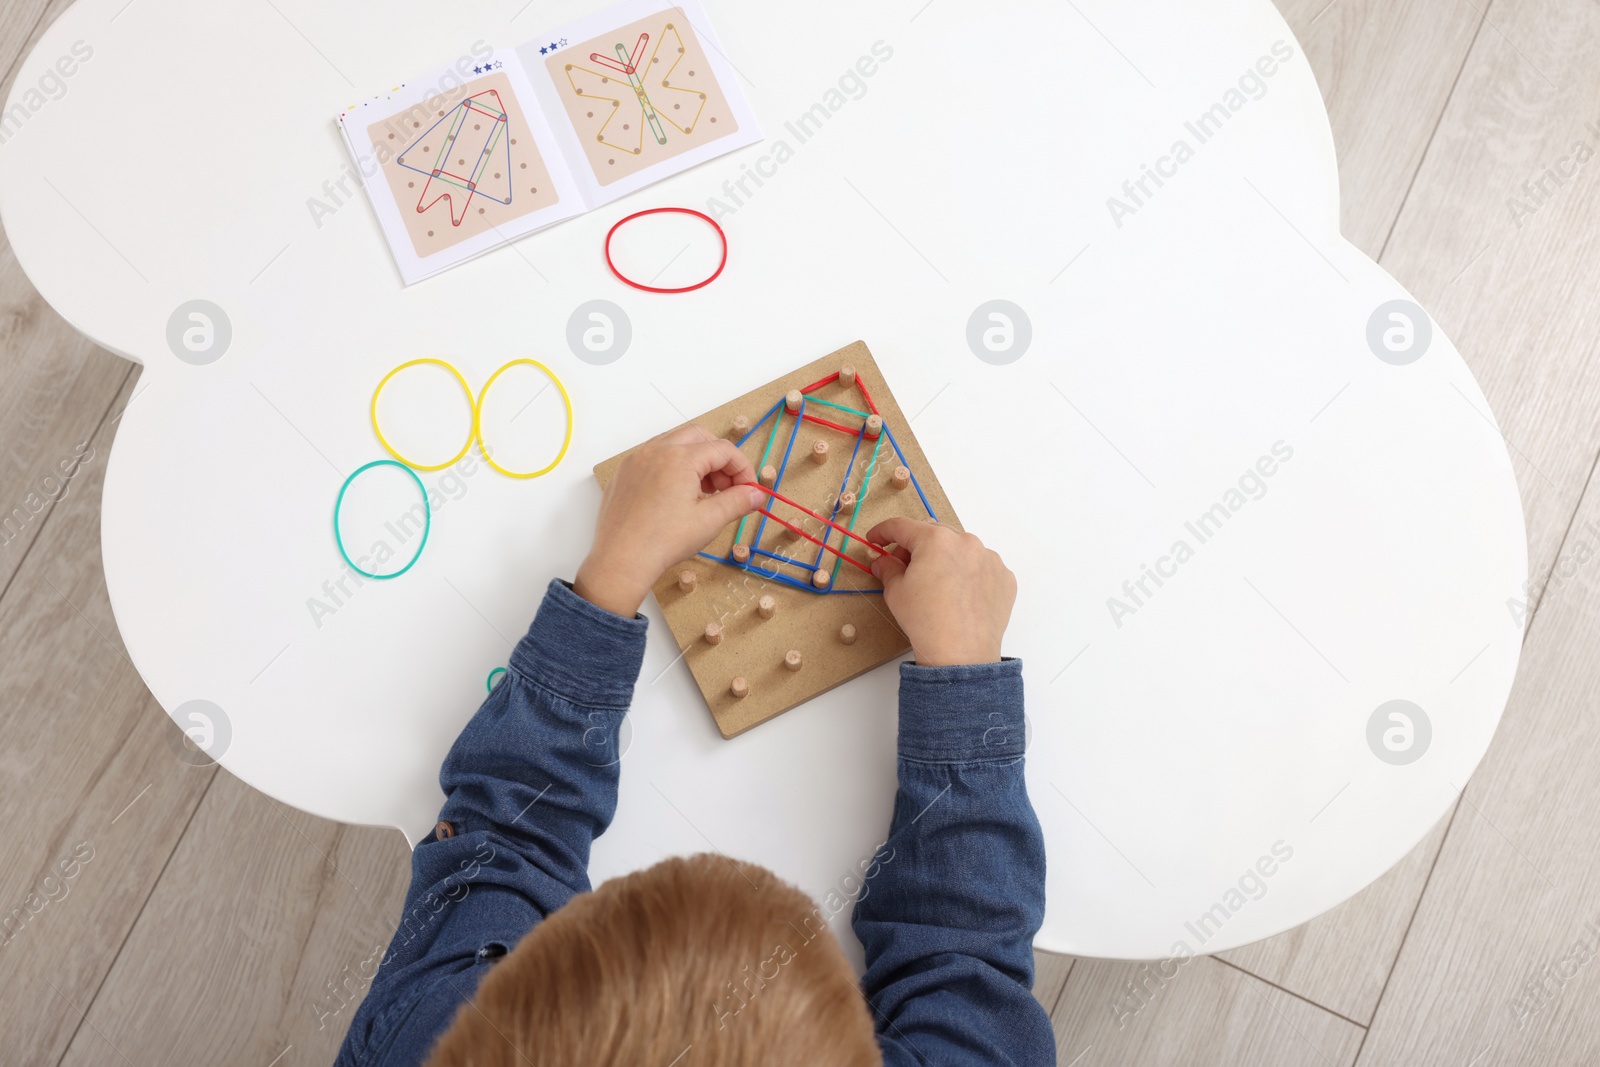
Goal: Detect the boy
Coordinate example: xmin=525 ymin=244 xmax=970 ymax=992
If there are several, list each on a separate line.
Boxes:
xmin=335 ymin=425 xmax=1054 ymax=1065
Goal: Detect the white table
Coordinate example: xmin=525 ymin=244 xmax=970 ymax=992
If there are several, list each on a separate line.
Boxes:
xmin=0 ymin=0 xmax=1526 ymax=961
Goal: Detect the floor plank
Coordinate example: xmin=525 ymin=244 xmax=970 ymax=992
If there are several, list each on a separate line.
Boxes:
xmin=1351 ymin=5 xmax=1600 ymax=1052
xmin=0 ymin=372 xmax=220 ymax=1067
xmin=0 ymin=241 xmax=132 ymax=594
xmin=0 ymin=0 xmax=128 ymax=587
xmin=55 ymin=771 xmax=406 ymax=1067
xmin=0 ymin=0 xmax=120 ymax=594
xmin=1353 ymin=0 xmax=1600 ymax=1026
xmin=1219 ymin=814 xmax=1452 ymax=1023
xmin=1357 ymin=446 xmax=1600 ymax=1063
xmin=1035 ymin=949 xmax=1075 ymax=1017
xmin=0 ymin=0 xmax=70 ymax=89
xmin=1052 ymin=956 xmax=1366 ymax=1066
xmin=1207 ymin=0 xmax=1491 ymax=1022
xmin=1277 ymin=0 xmax=1487 ymax=258
xmin=1374 ymin=0 xmax=1600 ymax=606
xmin=273 ymin=823 xmax=413 ymax=1065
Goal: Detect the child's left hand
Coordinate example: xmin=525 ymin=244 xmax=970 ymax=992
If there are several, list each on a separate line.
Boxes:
xmin=574 ymin=425 xmax=764 ymax=617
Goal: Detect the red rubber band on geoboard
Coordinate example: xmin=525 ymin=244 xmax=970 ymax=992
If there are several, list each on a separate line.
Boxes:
xmin=604 ymin=207 xmax=727 ymax=294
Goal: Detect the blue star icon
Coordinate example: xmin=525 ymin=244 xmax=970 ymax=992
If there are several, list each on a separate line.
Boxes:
xmin=549 ymin=41 xmax=559 ymax=52
xmin=539 ymin=47 xmax=547 ymax=55
xmin=472 ymin=65 xmax=482 ymax=73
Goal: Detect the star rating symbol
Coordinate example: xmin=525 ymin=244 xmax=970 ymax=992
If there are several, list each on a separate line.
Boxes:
xmin=473 ymin=65 xmax=484 ymax=73
xmin=548 ymin=41 xmax=559 ymax=52
xmin=539 ymin=47 xmax=547 ymax=55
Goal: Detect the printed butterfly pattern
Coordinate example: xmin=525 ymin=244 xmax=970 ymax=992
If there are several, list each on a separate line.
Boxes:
xmin=563 ymin=22 xmax=708 ymax=157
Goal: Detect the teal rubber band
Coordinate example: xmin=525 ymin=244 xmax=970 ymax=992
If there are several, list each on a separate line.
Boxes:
xmin=804 ymin=395 xmax=869 ymax=419
xmin=334 ymin=459 xmax=431 ymax=580
xmin=735 ymin=404 xmax=791 ymax=547
xmin=486 ymin=667 xmax=507 ymax=692
xmin=833 ymin=435 xmax=884 ymax=582
xmin=757 ymin=404 xmax=785 ymax=470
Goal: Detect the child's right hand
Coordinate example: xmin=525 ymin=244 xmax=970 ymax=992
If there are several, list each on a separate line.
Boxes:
xmin=865 ymin=518 xmax=1016 ymax=667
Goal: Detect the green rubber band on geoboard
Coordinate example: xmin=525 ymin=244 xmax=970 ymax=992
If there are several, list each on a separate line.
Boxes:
xmin=334 ymin=460 xmax=431 ymax=580
xmin=487 ymin=667 xmax=507 ymax=692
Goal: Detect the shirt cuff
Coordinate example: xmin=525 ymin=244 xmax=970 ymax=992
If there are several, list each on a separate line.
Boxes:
xmin=897 ymin=659 xmax=1026 ymax=764
xmin=508 ymin=579 xmax=649 ymax=708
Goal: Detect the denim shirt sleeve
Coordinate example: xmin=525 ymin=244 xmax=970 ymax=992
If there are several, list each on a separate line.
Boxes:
xmin=334 ymin=579 xmax=647 ymax=1067
xmin=853 ymin=659 xmax=1055 ymax=1067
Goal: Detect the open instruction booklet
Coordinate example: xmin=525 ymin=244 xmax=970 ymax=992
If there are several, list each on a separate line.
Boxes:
xmin=337 ymin=0 xmax=761 ymax=285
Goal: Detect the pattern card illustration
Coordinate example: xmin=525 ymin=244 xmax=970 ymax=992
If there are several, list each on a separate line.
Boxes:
xmin=367 ymin=73 xmax=562 ymax=258
xmin=545 ymin=10 xmax=739 ymax=186
xmin=337 ymin=0 xmax=760 ymax=285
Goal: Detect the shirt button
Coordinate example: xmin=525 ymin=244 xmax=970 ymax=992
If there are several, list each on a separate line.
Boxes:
xmin=434 ymin=820 xmax=455 ymax=840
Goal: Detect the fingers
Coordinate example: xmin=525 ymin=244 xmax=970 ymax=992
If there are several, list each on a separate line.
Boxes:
xmin=686 ymin=438 xmax=756 ymax=486
xmin=698 ymin=482 xmax=765 ymax=531
xmin=881 ymin=544 xmax=912 ymax=566
xmin=866 ymin=516 xmax=940 ymax=554
xmin=703 ymin=469 xmax=739 ymax=493
xmin=870 ymin=551 xmax=909 ymax=588
xmin=652 ymin=424 xmax=756 ymax=487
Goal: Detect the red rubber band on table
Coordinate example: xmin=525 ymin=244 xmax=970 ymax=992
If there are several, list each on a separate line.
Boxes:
xmin=604 ymin=207 xmax=728 ymax=294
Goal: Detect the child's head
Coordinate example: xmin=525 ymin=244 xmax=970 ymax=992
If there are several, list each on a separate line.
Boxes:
xmin=424 ymin=853 xmax=882 ymax=1066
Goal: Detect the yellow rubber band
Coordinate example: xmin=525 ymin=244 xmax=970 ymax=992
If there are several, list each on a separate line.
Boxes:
xmin=371 ymin=358 xmax=477 ymax=472
xmin=474 ymin=358 xmax=574 ymax=480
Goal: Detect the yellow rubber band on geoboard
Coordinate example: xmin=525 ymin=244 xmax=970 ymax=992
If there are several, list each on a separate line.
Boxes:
xmin=371 ymin=358 xmax=477 ymax=472
xmin=473 ymin=359 xmax=574 ymax=480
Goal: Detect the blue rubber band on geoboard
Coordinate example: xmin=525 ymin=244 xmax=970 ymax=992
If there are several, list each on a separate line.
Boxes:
xmin=334 ymin=460 xmax=431 ymax=580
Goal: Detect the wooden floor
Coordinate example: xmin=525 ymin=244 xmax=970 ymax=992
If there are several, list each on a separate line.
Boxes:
xmin=4 ymin=0 xmax=1599 ymax=1062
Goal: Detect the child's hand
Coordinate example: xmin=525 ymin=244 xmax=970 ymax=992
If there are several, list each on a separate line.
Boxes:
xmin=866 ymin=518 xmax=1015 ymax=667
xmin=574 ymin=425 xmax=764 ymax=617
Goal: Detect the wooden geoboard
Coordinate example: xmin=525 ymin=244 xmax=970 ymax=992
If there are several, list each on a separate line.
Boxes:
xmin=594 ymin=342 xmax=961 ymax=737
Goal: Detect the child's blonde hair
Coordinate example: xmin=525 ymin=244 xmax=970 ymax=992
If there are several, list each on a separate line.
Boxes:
xmin=424 ymin=853 xmax=882 ymax=1066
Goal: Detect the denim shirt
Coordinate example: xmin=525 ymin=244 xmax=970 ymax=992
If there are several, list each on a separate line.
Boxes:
xmin=334 ymin=579 xmax=1053 ymax=1066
